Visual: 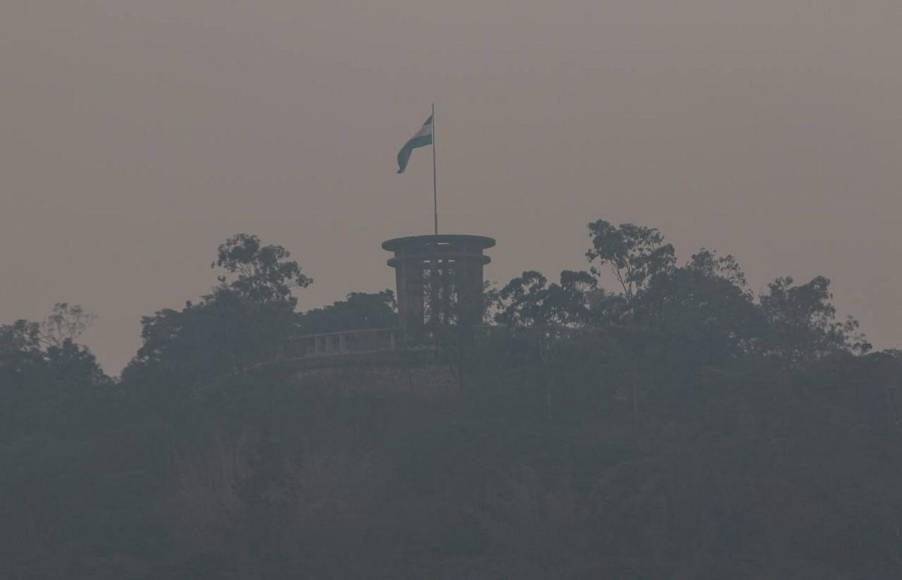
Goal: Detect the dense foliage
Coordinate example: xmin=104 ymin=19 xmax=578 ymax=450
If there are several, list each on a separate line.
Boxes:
xmin=2 ymin=221 xmax=900 ymax=579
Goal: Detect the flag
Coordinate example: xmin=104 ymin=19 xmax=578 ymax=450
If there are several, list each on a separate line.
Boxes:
xmin=397 ymin=114 xmax=433 ymax=173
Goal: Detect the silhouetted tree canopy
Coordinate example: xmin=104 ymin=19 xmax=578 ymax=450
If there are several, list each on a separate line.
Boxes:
xmin=2 ymin=221 xmax=899 ymax=579
xmin=586 ymin=219 xmax=676 ymax=302
xmin=298 ymin=290 xmax=398 ymax=334
xmin=123 ymin=234 xmax=311 ymax=387
xmin=214 ymin=233 xmax=312 ymax=306
xmin=492 ymin=270 xmax=599 ymax=328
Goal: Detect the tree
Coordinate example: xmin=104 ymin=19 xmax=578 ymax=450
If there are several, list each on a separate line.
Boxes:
xmin=126 ymin=291 xmax=299 ymax=387
xmin=124 ymin=234 xmax=312 ymax=386
xmin=1 ymin=306 xmax=104 ymax=386
xmin=42 ymin=340 xmax=108 ymax=386
xmin=493 ymin=271 xmax=552 ymax=329
xmin=39 ymin=303 xmax=97 ymax=348
xmin=494 ymin=270 xmax=598 ymax=329
xmin=760 ymin=275 xmax=870 ymax=362
xmin=586 ymin=220 xmax=676 ymax=303
xmin=633 ymin=249 xmax=765 ymax=368
xmin=214 ymin=233 xmax=312 ymax=306
xmin=298 ymin=291 xmax=397 ymax=334
xmin=0 ymin=319 xmax=42 ymax=377
xmin=685 ymin=248 xmax=749 ymax=292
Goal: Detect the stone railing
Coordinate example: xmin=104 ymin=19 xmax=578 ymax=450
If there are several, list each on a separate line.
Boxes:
xmin=284 ymin=324 xmax=592 ymax=361
xmin=286 ymin=327 xmax=400 ymax=359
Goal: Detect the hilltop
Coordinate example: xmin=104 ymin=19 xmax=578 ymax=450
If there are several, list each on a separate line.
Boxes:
xmin=2 ymin=220 xmax=901 ymax=579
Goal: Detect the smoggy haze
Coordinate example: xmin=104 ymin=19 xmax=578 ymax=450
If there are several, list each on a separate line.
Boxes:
xmin=2 ymin=1 xmax=900 ymax=373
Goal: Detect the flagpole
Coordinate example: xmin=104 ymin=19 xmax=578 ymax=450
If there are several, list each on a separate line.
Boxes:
xmin=432 ymin=103 xmax=438 ymax=236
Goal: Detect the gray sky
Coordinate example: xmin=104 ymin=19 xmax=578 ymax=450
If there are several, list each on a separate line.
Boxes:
xmin=2 ymin=1 xmax=900 ymax=373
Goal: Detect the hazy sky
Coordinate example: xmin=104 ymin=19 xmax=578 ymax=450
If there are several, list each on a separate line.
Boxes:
xmin=2 ymin=1 xmax=900 ymax=373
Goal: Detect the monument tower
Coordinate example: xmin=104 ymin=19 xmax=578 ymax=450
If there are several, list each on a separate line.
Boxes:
xmin=387 ymin=107 xmax=496 ymax=341
xmin=382 ymin=234 xmax=495 ymax=341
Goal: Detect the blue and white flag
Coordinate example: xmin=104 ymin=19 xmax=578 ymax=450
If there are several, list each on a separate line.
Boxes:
xmin=397 ymin=114 xmax=433 ymax=174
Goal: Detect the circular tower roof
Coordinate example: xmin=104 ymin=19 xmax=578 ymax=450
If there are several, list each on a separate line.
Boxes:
xmin=382 ymin=234 xmax=496 ymax=253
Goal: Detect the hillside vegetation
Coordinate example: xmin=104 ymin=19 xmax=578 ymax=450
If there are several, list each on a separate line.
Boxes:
xmin=2 ymin=222 xmax=901 ymax=579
